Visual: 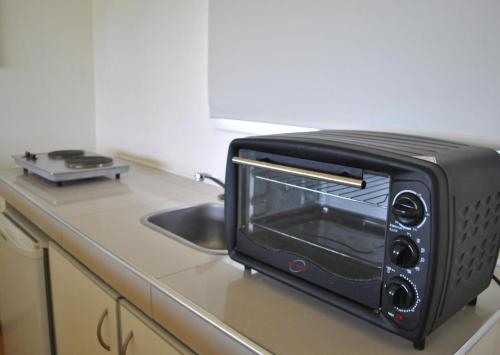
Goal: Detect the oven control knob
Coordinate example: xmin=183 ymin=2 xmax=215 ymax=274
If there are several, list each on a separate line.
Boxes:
xmin=390 ymin=237 xmax=419 ymax=268
xmin=386 ymin=278 xmax=416 ymax=309
xmin=392 ymin=192 xmax=425 ymax=226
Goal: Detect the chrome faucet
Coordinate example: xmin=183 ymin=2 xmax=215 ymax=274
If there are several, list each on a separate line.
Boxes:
xmin=194 ymin=173 xmax=225 ymax=201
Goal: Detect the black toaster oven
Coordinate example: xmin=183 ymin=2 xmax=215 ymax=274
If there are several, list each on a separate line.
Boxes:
xmin=224 ymin=130 xmax=500 ymax=349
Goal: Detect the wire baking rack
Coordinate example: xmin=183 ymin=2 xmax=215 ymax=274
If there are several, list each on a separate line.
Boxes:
xmin=254 ymin=170 xmax=390 ymax=208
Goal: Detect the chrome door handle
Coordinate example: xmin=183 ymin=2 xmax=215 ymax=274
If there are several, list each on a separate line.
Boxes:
xmin=232 ymin=156 xmax=366 ymax=189
xmin=97 ymin=309 xmax=111 ymax=351
xmin=120 ymin=331 xmax=134 ymax=355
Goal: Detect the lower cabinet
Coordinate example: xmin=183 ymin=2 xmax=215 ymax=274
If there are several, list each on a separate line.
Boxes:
xmin=119 ymin=301 xmax=192 ymax=355
xmin=49 ymin=243 xmax=192 ymax=355
xmin=50 ymin=242 xmax=119 ymax=355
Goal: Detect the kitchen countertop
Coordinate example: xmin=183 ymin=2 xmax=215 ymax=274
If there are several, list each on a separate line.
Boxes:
xmin=0 ymin=163 xmax=499 ymax=354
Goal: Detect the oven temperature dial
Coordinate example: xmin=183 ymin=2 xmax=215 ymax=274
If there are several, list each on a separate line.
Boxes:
xmin=392 ymin=192 xmax=425 ymax=227
xmin=390 ymin=237 xmax=419 ymax=268
xmin=386 ymin=277 xmax=416 ymax=309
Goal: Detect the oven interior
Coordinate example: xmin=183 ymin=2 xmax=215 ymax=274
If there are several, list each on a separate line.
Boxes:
xmin=237 ymin=150 xmax=391 ymax=282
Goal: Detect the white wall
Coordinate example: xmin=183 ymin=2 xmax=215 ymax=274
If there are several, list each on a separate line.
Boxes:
xmin=93 ymin=0 xmax=242 ymax=180
xmin=93 ymin=0 xmax=499 ymax=181
xmin=0 ymin=0 xmax=96 ymax=169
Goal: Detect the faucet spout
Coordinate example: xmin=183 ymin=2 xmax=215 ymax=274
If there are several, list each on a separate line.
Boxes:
xmin=194 ymin=173 xmax=225 ymax=200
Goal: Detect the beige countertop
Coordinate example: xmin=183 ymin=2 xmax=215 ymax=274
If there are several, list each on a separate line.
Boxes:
xmin=0 ymin=163 xmax=499 ymax=354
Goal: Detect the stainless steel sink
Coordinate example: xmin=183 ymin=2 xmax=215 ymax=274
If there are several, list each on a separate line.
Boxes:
xmin=142 ymin=203 xmax=227 ymax=254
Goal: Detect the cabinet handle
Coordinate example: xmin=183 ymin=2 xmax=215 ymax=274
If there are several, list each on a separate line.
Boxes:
xmin=97 ymin=309 xmax=111 ymax=351
xmin=120 ymin=331 xmax=134 ymax=355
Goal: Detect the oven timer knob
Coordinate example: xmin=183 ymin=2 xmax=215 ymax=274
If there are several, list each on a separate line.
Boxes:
xmin=386 ymin=277 xmax=416 ymax=309
xmin=390 ymin=237 xmax=419 ymax=268
xmin=392 ymin=192 xmax=425 ymax=227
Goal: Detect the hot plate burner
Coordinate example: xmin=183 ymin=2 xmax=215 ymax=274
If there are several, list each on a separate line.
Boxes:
xmin=13 ymin=150 xmax=129 ymax=184
xmin=48 ymin=150 xmax=85 ymax=160
xmin=65 ymin=156 xmax=114 ymax=169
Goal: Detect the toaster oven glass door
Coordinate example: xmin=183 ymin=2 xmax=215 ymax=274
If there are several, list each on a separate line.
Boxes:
xmin=236 ymin=151 xmax=390 ymax=292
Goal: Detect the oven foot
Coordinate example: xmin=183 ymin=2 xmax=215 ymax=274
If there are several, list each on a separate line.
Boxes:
xmin=116 ymin=173 xmax=121 ymax=180
xmin=468 ymin=297 xmax=477 ymax=306
xmin=23 ymin=168 xmax=28 ymax=174
xmin=57 ymin=181 xmax=63 ymax=187
xmin=413 ymin=338 xmax=425 ymax=351
xmin=243 ymin=266 xmax=252 ymax=277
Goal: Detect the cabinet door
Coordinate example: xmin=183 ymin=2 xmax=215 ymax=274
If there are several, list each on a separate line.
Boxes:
xmin=119 ymin=301 xmax=193 ymax=355
xmin=49 ymin=243 xmax=119 ymax=355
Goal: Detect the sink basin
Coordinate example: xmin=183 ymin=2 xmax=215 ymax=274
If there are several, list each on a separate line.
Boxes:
xmin=142 ymin=203 xmax=227 ymax=254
